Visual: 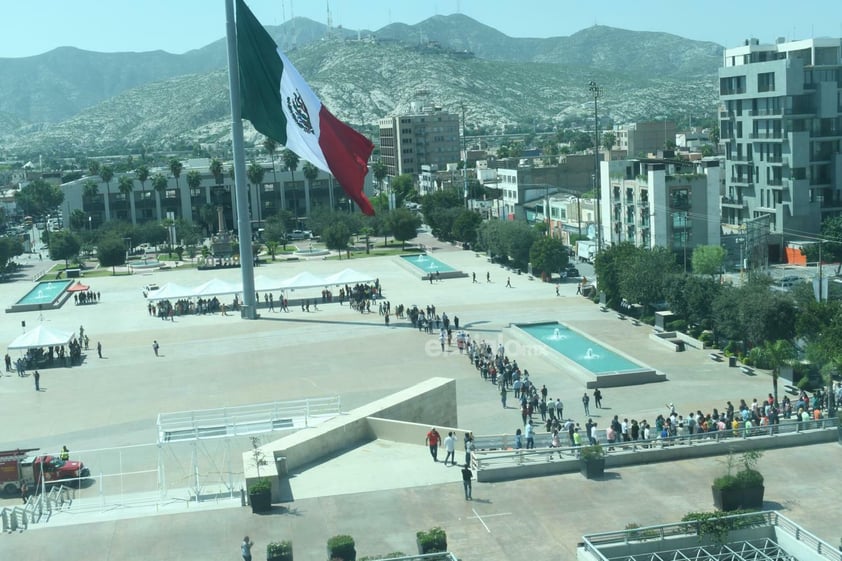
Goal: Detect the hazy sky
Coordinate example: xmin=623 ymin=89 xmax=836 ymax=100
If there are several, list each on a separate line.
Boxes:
xmin=2 ymin=0 xmax=840 ymax=58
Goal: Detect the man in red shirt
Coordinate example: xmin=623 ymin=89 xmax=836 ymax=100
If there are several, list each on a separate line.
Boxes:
xmin=425 ymin=428 xmax=441 ymax=462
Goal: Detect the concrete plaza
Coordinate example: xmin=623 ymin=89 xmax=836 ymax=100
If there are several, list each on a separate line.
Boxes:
xmin=1 ymin=239 xmax=839 ymax=560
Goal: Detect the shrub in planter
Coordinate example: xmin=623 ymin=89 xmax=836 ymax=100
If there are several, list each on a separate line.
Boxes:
xmin=327 ymin=534 xmax=356 ymax=561
xmin=711 ymin=474 xmax=741 ymax=511
xmin=248 ymin=478 xmax=272 ymax=513
xmin=735 ymin=451 xmax=764 ymax=509
xmin=267 ymin=540 xmax=293 ymax=561
xmin=579 ymin=444 xmax=606 ymax=479
xmin=416 ymin=527 xmax=447 ymax=554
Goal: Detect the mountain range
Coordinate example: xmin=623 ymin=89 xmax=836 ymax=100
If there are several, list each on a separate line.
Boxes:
xmin=0 ymin=14 xmax=725 ymax=158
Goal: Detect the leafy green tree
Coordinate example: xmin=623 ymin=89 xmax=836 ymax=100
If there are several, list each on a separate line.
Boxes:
xmin=263 ymin=212 xmax=291 ymax=249
xmin=87 ymin=160 xmax=101 ymax=178
xmin=601 ymin=131 xmax=617 ymax=152
xmin=322 ymin=221 xmax=351 ymax=259
xmin=14 ymin=178 xmax=64 ymax=217
xmin=802 ymin=216 xmax=842 ymax=274
xmin=136 ymin=164 xmax=150 ymax=219
xmin=303 ymin=162 xmax=318 ymax=217
xmin=97 ymin=236 xmax=127 ymax=275
xmin=529 ymin=236 xmax=568 ymax=277
xmin=49 ymin=230 xmax=81 ymax=268
xmin=422 ymin=189 xmax=463 ymax=240
xmin=618 ymin=247 xmax=679 ymax=309
xmin=387 ymin=208 xmax=422 ymax=250
xmin=663 ymin=274 xmax=720 ymax=328
xmin=69 ymin=209 xmax=87 ymax=231
xmin=451 ymin=210 xmax=483 ymax=246
xmin=282 ymin=149 xmax=300 ymax=215
xmin=265 ymin=240 xmax=279 ymax=260
xmin=692 ymin=245 xmax=726 ymax=278
xmin=593 ymin=242 xmax=639 ymax=309
xmin=505 ymin=221 xmax=539 ymax=271
xmin=0 ymin=235 xmax=24 ymax=276
xmin=390 ymin=174 xmax=417 ymax=206
xmin=246 ymin=161 xmax=265 ymax=220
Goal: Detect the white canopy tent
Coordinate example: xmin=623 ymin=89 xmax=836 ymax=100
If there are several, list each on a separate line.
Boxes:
xmin=8 ymin=325 xmax=76 ymax=350
xmin=145 ymin=269 xmax=377 ymax=301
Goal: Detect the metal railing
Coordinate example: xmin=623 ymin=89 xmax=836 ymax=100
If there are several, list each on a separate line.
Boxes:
xmin=581 ymin=511 xmax=841 ymax=561
xmin=157 ymin=396 xmax=341 ymax=444
xmin=473 ymin=417 xmax=838 ymax=471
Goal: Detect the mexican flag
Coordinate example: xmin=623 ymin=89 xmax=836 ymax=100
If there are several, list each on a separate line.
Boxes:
xmin=236 ymin=0 xmax=375 ymax=215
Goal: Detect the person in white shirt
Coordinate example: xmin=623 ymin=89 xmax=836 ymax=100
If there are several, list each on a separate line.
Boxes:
xmin=443 ymin=432 xmax=456 ymax=466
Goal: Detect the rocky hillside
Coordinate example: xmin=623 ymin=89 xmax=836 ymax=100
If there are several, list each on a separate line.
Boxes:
xmin=0 ymin=15 xmax=724 ymax=157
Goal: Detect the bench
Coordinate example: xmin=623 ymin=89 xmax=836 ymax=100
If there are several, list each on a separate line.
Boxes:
xmin=600 ymin=305 xmax=608 ymax=312
xmin=631 ymin=319 xmax=641 ymax=326
xmin=709 ymin=353 xmax=723 ymax=362
xmin=740 ymin=366 xmax=754 ymax=375
xmin=784 ymin=384 xmax=799 ymax=395
xmin=617 ymin=314 xmax=626 ymax=320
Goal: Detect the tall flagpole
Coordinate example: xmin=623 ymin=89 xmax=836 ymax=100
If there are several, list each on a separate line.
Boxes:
xmin=225 ymin=0 xmax=257 ymax=319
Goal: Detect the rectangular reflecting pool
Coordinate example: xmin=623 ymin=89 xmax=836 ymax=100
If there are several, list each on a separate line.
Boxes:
xmin=397 ymin=254 xmax=465 ymax=280
xmin=511 ymin=321 xmax=665 ymax=388
xmin=6 ymin=280 xmax=73 ymax=313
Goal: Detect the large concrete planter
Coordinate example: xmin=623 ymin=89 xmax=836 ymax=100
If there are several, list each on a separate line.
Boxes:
xmin=711 ymin=486 xmax=741 ymax=511
xmin=249 ymin=488 xmax=272 ymax=514
xmin=580 ymin=458 xmax=605 ymax=479
xmin=740 ymin=485 xmax=765 ymax=509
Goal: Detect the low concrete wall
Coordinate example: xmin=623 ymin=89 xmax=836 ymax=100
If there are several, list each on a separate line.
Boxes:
xmin=477 ymin=426 xmax=837 ymax=483
xmin=649 ymin=331 xmax=683 ymax=352
xmin=367 ymin=417 xmax=467 ymax=447
xmin=243 ymin=377 xmax=457 ymax=502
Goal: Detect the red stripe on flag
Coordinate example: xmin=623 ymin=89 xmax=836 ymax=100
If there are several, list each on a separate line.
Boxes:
xmin=317 ymin=106 xmax=375 ymax=216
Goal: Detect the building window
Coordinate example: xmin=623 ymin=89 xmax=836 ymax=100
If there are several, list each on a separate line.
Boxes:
xmin=757 ymin=72 xmax=775 ymax=93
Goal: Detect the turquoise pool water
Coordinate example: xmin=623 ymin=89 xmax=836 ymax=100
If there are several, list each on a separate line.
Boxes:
xmin=518 ymin=323 xmax=641 ymax=374
xmin=17 ymin=280 xmax=73 ymax=305
xmin=399 ymin=254 xmax=456 ymax=274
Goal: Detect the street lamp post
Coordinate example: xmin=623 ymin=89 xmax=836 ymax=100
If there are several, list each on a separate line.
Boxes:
xmin=589 ymin=80 xmax=602 ymax=252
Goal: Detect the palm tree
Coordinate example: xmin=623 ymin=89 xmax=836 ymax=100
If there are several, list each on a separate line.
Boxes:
xmin=263 ymin=137 xmax=281 ymax=210
xmin=118 ymin=175 xmax=135 ymax=223
xmin=762 ymin=339 xmax=797 ymax=404
xmin=169 ymin=158 xmax=183 ymax=192
xmin=136 ymin=164 xmax=149 ymax=221
xmin=372 ymin=160 xmax=387 ymax=194
xmin=100 ymin=164 xmax=114 ymax=220
xmin=87 ymin=160 xmax=101 ymax=178
xmin=302 ymin=161 xmax=318 ymax=217
xmin=209 ymin=158 xmax=224 ymax=185
xmin=82 ymin=179 xmax=99 ymax=213
xmin=186 ymin=170 xmax=203 ymax=223
xmin=282 ymin=149 xmax=300 ymax=218
xmin=152 ymin=173 xmax=168 ymax=221
xmin=247 ymin=161 xmax=266 ymax=223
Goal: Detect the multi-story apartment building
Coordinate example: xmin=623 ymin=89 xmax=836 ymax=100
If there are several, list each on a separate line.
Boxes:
xmin=718 ymin=37 xmax=842 ymax=243
xmin=614 ymin=121 xmax=677 ymax=157
xmin=378 ymin=105 xmax=461 ymax=178
xmin=61 ymin=159 xmax=370 ymax=230
xmin=600 ymin=158 xmax=721 ymax=267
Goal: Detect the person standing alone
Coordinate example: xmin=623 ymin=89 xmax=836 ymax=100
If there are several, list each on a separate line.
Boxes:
xmin=425 ymin=427 xmax=441 ymax=462
xmin=443 ymin=432 xmax=456 ymax=466
xmin=461 ymin=464 xmax=473 ymax=500
xmin=34 ymin=370 xmax=40 ymax=391
xmin=153 ymin=340 xmax=160 ymax=357
xmin=241 ymin=536 xmax=253 ymax=561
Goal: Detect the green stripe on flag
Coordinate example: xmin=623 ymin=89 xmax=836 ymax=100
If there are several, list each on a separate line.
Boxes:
xmin=236 ymin=0 xmax=287 ymax=144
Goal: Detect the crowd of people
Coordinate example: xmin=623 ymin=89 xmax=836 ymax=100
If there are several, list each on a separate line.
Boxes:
xmin=448 ymin=329 xmax=841 ymax=455
xmin=73 ymin=290 xmax=100 ymax=305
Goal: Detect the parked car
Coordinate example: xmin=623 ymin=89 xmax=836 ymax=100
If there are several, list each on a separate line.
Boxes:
xmin=287 ymin=230 xmax=312 ymax=240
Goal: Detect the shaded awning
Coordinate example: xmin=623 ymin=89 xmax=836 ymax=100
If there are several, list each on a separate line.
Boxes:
xmin=9 ymin=325 xmax=75 ymax=349
xmin=66 ymin=282 xmax=90 ymax=292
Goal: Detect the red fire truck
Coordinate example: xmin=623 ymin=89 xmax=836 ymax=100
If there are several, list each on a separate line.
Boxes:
xmin=0 ymin=448 xmax=90 ymax=495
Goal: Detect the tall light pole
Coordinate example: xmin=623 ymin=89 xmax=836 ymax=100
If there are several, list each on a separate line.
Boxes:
xmin=461 ymin=103 xmax=469 ymax=208
xmin=589 ymin=80 xmax=603 ymax=251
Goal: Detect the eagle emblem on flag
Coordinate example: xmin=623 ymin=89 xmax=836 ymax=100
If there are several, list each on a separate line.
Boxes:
xmin=286 ymin=90 xmax=314 ymax=134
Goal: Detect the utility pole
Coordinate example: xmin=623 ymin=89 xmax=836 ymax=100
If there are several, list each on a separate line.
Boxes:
xmin=589 ymin=80 xmax=602 ymax=251
xmin=461 ymin=103 xmax=468 ymax=209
